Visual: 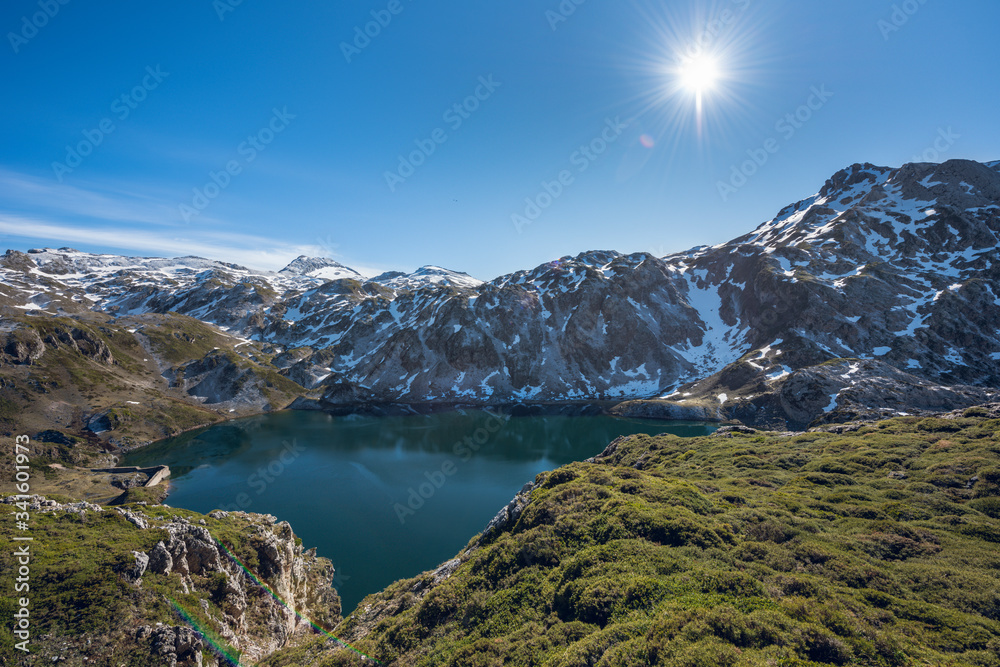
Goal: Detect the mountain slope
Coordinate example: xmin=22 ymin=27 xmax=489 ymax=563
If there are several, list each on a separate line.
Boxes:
xmin=3 ymin=159 xmax=1000 ymax=431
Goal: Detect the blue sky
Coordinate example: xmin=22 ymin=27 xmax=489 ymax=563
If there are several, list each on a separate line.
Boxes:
xmin=1 ymin=0 xmax=998 ymax=279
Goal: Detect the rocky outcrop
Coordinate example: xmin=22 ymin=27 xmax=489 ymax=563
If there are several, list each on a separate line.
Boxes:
xmin=780 ymin=359 xmax=996 ymax=426
xmin=136 ymin=625 xmax=205 ymax=667
xmin=0 ymin=327 xmax=45 ymax=365
xmin=481 ymin=480 xmax=537 ymax=541
xmin=621 ymin=359 xmax=1000 ymax=430
xmin=138 ymin=512 xmax=340 ymax=661
xmin=43 ymin=326 xmax=115 ymax=365
xmin=174 ymin=350 xmax=293 ymax=410
xmin=0 ymin=323 xmax=114 ymax=366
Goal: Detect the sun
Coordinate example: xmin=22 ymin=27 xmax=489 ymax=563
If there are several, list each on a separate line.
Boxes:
xmin=678 ymin=54 xmax=720 ymax=94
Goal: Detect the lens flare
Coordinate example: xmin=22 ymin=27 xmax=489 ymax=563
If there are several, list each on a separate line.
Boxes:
xmin=214 ymin=540 xmax=382 ymax=664
xmin=167 ymin=540 xmax=383 ymax=665
xmin=168 ymin=598 xmax=245 ymax=666
xmin=612 ymin=0 xmax=770 ymax=164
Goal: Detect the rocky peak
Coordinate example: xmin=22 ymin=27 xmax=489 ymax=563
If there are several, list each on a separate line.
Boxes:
xmin=818 ymin=162 xmax=891 ymax=200
xmin=1 ymin=249 xmax=36 ymax=271
xmin=373 ymin=265 xmax=483 ymax=290
xmin=278 ymin=255 xmax=362 ymax=280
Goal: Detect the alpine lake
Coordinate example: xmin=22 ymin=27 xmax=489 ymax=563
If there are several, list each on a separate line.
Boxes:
xmin=122 ymin=409 xmax=716 ymax=613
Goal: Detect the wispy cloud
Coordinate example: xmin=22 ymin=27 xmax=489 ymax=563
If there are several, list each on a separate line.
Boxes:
xmin=0 ymin=167 xmax=395 ymax=275
xmin=0 ymin=168 xmax=188 ymax=227
xmin=0 ymin=164 xmax=291 ymax=271
xmin=0 ymin=213 xmax=331 ymax=272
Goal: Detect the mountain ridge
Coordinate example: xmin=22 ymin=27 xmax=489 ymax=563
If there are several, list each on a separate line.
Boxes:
xmin=3 ymin=158 xmax=1000 ymax=432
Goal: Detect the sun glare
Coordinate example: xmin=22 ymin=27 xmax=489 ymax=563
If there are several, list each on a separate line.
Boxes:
xmin=623 ymin=3 xmax=765 ymax=151
xmin=679 ymin=54 xmax=720 ymax=93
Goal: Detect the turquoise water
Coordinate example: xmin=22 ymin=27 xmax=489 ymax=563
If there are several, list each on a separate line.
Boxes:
xmin=123 ymin=410 xmax=715 ymax=614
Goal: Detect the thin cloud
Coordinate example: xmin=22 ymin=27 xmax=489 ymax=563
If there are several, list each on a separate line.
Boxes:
xmin=0 ymin=213 xmax=360 ymax=274
xmin=0 ymin=167 xmax=394 ymax=276
xmin=0 ymin=168 xmax=189 ymax=228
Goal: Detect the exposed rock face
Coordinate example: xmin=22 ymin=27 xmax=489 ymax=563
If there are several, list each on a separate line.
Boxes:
xmin=121 ymin=550 xmax=149 ymax=585
xmin=43 ymin=326 xmax=115 ymax=365
xmin=2 ymin=159 xmax=1000 ymax=427
xmin=137 ymin=625 xmax=205 ymax=667
xmin=718 ymin=359 xmax=996 ymax=429
xmin=140 ymin=513 xmax=340 ymax=661
xmin=176 ymin=350 xmax=275 ymax=408
xmin=482 ymin=480 xmax=537 ymax=540
xmin=0 ymin=328 xmax=45 ymax=365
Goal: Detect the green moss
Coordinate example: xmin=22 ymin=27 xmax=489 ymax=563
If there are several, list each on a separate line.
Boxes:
xmin=0 ymin=395 xmax=16 ymax=421
xmin=0 ymin=507 xmax=170 ymax=640
xmin=140 ymin=315 xmax=231 ymax=364
xmin=109 ymin=485 xmax=169 ymax=505
xmin=0 ymin=501 xmax=333 ymax=664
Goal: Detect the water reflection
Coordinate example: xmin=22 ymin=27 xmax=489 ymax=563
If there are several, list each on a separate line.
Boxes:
xmin=123 ymin=410 xmax=715 ymax=614
xmin=127 ymin=410 xmax=713 ymax=477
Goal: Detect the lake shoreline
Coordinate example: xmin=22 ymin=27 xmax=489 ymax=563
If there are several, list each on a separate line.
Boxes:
xmin=120 ymin=410 xmax=720 ymax=613
xmin=122 ymin=398 xmax=729 ymax=458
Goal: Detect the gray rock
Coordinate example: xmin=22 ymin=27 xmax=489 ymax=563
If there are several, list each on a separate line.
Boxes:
xmin=148 ymin=541 xmax=173 ymax=575
xmin=148 ymin=626 xmax=204 ymax=667
xmin=120 ymin=551 xmax=149 ymax=585
xmin=482 ymin=481 xmax=537 ymax=540
xmin=4 ymin=159 xmax=1000 ymax=429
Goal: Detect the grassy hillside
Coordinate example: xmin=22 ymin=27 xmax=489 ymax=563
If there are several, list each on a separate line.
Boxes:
xmin=266 ymin=408 xmax=1000 ymax=666
xmin=0 ymin=312 xmax=309 ymax=488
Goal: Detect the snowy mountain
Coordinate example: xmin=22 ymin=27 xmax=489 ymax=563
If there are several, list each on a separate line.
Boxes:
xmin=3 ymin=158 xmax=1000 ymax=428
xmin=373 ymin=266 xmax=483 ymax=290
xmin=278 ymin=255 xmax=365 ymax=282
